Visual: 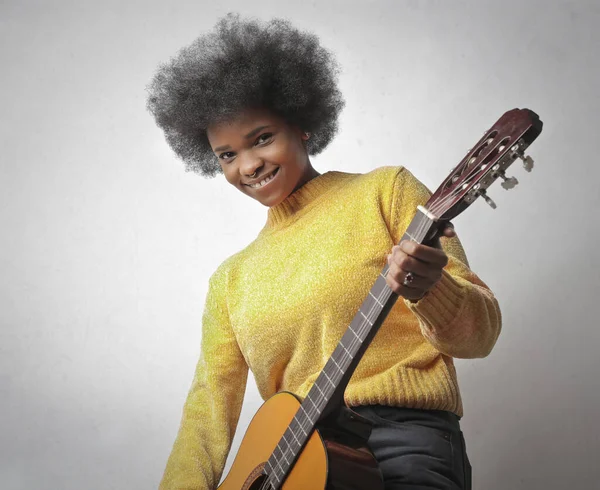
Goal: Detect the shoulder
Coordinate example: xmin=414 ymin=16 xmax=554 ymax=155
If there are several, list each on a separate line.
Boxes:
xmin=349 ymin=165 xmax=429 ymax=194
xmin=318 ymin=166 xmax=427 ymax=220
xmin=325 ymin=165 xmax=408 ymax=196
xmin=207 ymin=232 xmax=267 ymax=289
xmin=367 ymin=165 xmax=430 ymax=193
xmin=339 ymin=165 xmax=405 ymax=183
xmin=206 ymin=251 xmax=241 ymax=292
xmin=346 ymin=165 xmax=429 ymax=205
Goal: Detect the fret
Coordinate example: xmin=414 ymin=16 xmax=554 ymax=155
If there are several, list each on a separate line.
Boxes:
xmin=271 ymin=470 xmax=281 ymax=484
xmin=322 ymin=369 xmax=335 ymax=388
xmin=294 ymin=416 xmax=308 ymax=437
xmin=281 ymin=432 xmax=292 ymax=451
xmin=274 ymin=443 xmax=285 ymax=461
xmin=273 ymin=446 xmax=286 ymax=475
xmin=369 ymin=290 xmax=384 ymax=307
xmin=299 ymin=404 xmax=310 ymax=418
xmin=375 ymin=288 xmax=390 ymax=306
xmin=307 ymin=396 xmax=321 ymax=414
xmin=290 ymin=416 xmax=308 ymax=436
xmin=372 ymin=272 xmax=390 ymax=293
xmin=289 ymin=427 xmax=302 ymax=446
xmin=340 ymin=343 xmax=352 ymax=358
xmin=359 ymin=310 xmax=373 ymax=326
xmin=349 ymin=325 xmax=362 ymax=340
xmin=330 ymin=355 xmax=343 ymax=373
xmin=314 ymin=379 xmax=326 ymax=397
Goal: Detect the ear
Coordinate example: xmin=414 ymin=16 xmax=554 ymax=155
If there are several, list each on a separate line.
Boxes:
xmin=291 ymin=123 xmax=310 ymax=141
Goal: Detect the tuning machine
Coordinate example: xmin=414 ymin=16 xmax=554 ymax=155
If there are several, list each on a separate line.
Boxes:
xmin=490 ymin=163 xmax=518 ymax=191
xmin=499 ymin=172 xmax=518 ymax=190
xmin=520 ymin=155 xmax=534 ymax=172
xmin=510 ymin=142 xmax=534 ymax=172
xmin=476 ymin=189 xmax=497 ymax=209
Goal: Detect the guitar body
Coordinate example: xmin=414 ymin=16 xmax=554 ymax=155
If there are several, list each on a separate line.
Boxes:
xmin=218 ymin=392 xmax=384 ymax=490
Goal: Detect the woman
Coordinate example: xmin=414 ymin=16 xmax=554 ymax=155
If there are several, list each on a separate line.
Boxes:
xmin=146 ymin=13 xmax=501 ymax=490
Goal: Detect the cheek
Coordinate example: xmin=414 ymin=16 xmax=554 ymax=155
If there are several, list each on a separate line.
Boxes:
xmin=270 ymin=140 xmax=304 ymax=170
xmin=261 ymin=143 xmax=285 ymax=162
xmin=221 ymin=166 xmax=239 ymax=186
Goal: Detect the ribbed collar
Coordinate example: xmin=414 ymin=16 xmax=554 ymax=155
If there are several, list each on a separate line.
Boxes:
xmin=265 ymin=171 xmax=341 ymax=229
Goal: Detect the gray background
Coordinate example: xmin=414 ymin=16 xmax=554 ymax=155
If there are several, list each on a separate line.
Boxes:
xmin=1 ymin=0 xmax=598 ymax=488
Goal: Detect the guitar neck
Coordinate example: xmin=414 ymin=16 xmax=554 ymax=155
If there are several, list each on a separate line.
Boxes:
xmin=265 ymin=207 xmax=440 ymax=484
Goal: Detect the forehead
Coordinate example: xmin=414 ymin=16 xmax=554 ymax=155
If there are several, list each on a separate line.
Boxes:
xmin=207 ymin=107 xmax=285 ymax=143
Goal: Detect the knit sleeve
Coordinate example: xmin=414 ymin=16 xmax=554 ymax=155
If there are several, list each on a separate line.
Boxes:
xmin=386 ymin=166 xmax=502 ymax=359
xmin=159 ymin=263 xmax=249 ymax=490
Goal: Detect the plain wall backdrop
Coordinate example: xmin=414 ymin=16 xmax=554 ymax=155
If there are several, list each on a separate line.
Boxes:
xmin=1 ymin=0 xmax=598 ymax=488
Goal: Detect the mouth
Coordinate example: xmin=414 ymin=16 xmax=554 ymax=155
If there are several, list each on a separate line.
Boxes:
xmin=245 ymin=167 xmax=279 ymax=189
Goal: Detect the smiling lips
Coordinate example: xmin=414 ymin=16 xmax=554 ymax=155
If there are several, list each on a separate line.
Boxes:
xmin=246 ymin=168 xmax=279 ymax=189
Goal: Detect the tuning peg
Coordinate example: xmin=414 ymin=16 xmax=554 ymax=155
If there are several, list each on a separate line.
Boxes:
xmin=499 ymin=172 xmax=519 ymax=190
xmin=477 ymin=190 xmax=497 ymax=209
xmin=520 ymin=155 xmax=534 ymax=172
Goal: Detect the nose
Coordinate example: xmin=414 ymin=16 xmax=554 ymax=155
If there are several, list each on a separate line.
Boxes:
xmin=239 ymin=153 xmax=264 ymax=178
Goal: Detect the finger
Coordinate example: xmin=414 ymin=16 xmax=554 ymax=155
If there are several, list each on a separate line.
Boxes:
xmin=433 ymin=224 xmax=455 ymax=249
xmin=384 ymin=272 xmax=429 ymax=300
xmin=442 ymin=225 xmax=456 ymax=238
xmin=401 ymin=272 xmax=436 ymax=293
xmin=399 ymin=240 xmax=448 ymax=267
xmin=388 ymin=247 xmax=442 ymax=280
xmin=386 ymin=255 xmax=439 ymax=290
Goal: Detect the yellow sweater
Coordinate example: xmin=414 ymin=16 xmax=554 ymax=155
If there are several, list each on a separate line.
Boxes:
xmin=159 ymin=166 xmax=501 ymax=490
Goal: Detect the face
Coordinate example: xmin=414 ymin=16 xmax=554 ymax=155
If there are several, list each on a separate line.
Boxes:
xmin=206 ymin=107 xmax=318 ymax=207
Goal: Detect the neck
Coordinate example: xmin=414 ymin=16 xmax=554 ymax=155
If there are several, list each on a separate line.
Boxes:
xmin=292 ymin=162 xmax=320 ymax=194
xmin=265 ymin=170 xmax=344 ymax=229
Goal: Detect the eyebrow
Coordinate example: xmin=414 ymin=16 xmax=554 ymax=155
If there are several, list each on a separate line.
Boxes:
xmin=213 ymin=125 xmax=273 ymax=152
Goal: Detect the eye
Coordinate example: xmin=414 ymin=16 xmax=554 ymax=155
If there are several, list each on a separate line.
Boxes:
xmin=255 ymin=133 xmax=273 ymax=145
xmin=218 ymin=151 xmax=235 ymax=161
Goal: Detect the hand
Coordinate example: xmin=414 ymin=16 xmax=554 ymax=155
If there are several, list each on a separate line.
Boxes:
xmin=385 ymin=224 xmax=456 ymax=301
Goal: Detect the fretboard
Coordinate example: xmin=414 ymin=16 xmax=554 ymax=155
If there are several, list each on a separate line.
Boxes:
xmin=264 ymin=205 xmax=441 ymax=489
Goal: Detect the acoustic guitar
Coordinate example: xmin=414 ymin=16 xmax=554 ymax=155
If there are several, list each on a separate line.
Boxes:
xmin=217 ymin=108 xmax=543 ymax=490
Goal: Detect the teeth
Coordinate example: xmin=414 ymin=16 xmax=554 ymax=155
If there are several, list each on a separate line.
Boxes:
xmin=250 ymin=170 xmax=276 ymax=188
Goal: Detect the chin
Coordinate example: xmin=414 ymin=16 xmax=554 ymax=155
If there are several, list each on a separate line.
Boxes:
xmin=243 ymin=184 xmax=289 ymax=208
xmin=258 ymin=194 xmax=285 ymax=208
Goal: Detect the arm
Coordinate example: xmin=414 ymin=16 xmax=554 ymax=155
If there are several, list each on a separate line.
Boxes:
xmin=387 ymin=166 xmax=502 ymax=359
xmin=159 ymin=264 xmax=249 ymax=490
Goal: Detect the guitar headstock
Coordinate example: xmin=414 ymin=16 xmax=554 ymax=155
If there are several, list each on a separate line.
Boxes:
xmin=426 ymin=108 xmax=543 ymax=221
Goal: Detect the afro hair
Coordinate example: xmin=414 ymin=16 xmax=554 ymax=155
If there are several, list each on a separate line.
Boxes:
xmin=145 ymin=13 xmax=345 ymax=177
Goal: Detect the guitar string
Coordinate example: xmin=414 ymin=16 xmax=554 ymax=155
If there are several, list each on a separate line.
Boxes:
xmin=260 ymin=215 xmax=433 ymax=490
xmin=429 ymin=167 xmax=483 ymax=217
xmin=430 ymin=144 xmax=518 ymax=217
xmin=432 ymin=176 xmax=478 ymax=216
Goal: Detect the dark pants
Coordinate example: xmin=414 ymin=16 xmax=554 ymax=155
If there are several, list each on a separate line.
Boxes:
xmin=351 ymin=405 xmax=472 ymax=490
